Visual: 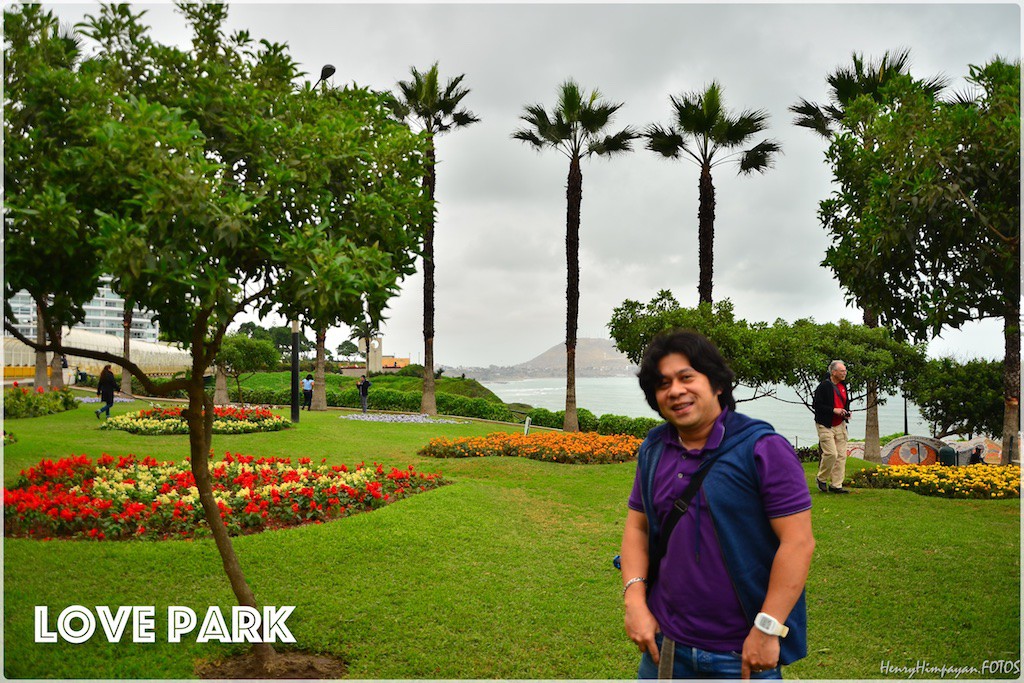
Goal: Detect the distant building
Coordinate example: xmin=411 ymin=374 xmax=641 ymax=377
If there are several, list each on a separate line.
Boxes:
xmin=382 ymin=356 xmax=410 ymax=370
xmin=6 ymin=276 xmax=159 ymax=342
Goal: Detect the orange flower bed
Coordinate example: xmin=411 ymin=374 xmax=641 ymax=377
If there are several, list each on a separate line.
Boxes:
xmin=419 ymin=431 xmax=641 ymax=465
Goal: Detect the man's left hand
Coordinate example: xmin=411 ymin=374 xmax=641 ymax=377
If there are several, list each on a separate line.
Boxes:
xmin=740 ymin=627 xmax=780 ymax=679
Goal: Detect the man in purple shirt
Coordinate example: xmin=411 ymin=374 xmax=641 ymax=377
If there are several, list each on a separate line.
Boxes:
xmin=620 ymin=330 xmax=815 ymax=679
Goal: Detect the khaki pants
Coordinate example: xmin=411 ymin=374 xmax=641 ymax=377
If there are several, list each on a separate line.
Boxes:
xmin=816 ymin=422 xmax=849 ymax=488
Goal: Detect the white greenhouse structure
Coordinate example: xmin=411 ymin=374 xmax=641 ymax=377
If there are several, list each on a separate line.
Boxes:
xmin=4 ymin=328 xmax=192 ymax=381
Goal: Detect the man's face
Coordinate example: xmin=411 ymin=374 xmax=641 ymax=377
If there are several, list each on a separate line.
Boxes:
xmin=831 ymin=363 xmax=847 ymax=383
xmin=655 ymin=352 xmax=723 ymax=439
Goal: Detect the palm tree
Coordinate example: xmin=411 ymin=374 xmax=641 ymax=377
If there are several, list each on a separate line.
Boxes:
xmin=393 ymin=63 xmax=479 ymax=416
xmin=513 ymin=80 xmax=638 ymax=432
xmin=789 ymin=48 xmax=947 ymax=138
xmin=645 ymin=82 xmax=780 ymax=304
xmin=791 ymin=49 xmax=947 ymax=463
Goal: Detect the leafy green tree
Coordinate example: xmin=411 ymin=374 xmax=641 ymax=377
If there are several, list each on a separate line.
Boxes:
xmin=237 ymin=322 xmax=310 ymax=361
xmin=818 ymin=58 xmax=1020 ymax=462
xmin=3 ymin=6 xmax=107 ymax=389
xmin=791 ymin=49 xmax=947 ymax=461
xmin=904 ymin=357 xmax=1003 ymax=439
xmin=276 ymin=83 xmax=429 ymax=411
xmin=645 ymin=82 xmax=780 ymax=305
xmin=513 ymin=80 xmax=638 ymax=431
xmin=608 ymin=292 xmax=924 ymax=420
xmin=392 ymin=63 xmax=479 ymax=416
xmin=216 ymin=334 xmax=280 ymax=402
xmin=337 ymin=340 xmax=360 ymax=361
xmin=3 ymin=3 xmax=421 ymax=671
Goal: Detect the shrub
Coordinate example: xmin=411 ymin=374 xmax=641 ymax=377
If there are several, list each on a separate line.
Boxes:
xmin=598 ymin=413 xmax=663 ymax=439
xmin=847 ymin=464 xmax=1020 ymax=499
xmin=437 ymin=394 xmax=513 ymax=422
xmin=795 ymin=445 xmax=821 ymax=463
xmin=577 ymin=408 xmax=598 ymax=432
xmin=3 ymin=385 xmax=79 ymax=419
xmin=79 ymin=374 xmax=190 ymax=400
xmin=396 ymin=363 xmax=425 ymax=377
xmin=527 ymin=408 xmax=561 ymax=429
xmin=420 ymin=431 xmax=642 ymax=465
xmin=369 ymin=388 xmax=421 ymax=413
xmin=4 ymin=453 xmax=447 ymax=540
xmin=879 ymin=432 xmax=906 ymax=447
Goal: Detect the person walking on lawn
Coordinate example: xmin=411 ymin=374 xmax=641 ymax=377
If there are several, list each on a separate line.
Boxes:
xmin=95 ymin=365 xmax=118 ymax=419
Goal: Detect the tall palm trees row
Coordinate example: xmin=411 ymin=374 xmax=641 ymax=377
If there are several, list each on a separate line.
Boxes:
xmin=396 ymin=50 xmax=935 ymax=433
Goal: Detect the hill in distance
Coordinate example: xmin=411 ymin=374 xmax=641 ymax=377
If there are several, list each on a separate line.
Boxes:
xmin=445 ymin=338 xmax=637 ymax=381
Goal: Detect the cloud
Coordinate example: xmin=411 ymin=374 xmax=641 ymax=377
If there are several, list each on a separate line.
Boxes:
xmin=51 ymin=2 xmax=1020 ymax=368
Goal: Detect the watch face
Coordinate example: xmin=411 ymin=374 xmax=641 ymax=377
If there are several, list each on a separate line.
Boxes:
xmin=756 ymin=614 xmax=778 ymax=632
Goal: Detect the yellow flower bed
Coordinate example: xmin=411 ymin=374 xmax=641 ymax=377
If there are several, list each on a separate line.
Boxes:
xmin=419 ymin=431 xmax=642 ymax=465
xmin=848 ymin=464 xmax=1020 ymax=499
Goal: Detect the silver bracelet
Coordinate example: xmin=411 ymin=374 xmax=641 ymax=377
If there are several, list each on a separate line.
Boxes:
xmin=622 ymin=576 xmax=647 ymax=597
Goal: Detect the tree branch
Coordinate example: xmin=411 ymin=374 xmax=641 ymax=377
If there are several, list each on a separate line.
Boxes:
xmin=4 ymin=319 xmax=190 ymax=396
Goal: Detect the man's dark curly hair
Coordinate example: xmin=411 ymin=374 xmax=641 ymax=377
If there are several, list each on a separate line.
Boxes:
xmin=637 ymin=329 xmax=737 ymax=413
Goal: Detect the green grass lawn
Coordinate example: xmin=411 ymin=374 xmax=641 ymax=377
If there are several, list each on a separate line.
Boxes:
xmin=3 ymin=399 xmax=1020 ymax=678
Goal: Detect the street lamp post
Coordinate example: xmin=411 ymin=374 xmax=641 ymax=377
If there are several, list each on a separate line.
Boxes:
xmin=291 ymin=320 xmax=300 ymax=423
xmin=289 ymin=64 xmax=335 ymax=423
xmin=313 ymin=64 xmax=336 ymax=89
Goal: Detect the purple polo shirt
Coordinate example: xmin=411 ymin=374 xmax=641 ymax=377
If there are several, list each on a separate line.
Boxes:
xmin=627 ymin=409 xmax=811 ymax=652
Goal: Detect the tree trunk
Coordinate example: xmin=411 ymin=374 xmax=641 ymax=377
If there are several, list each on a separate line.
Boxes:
xmin=1001 ymin=302 xmax=1020 ymax=465
xmin=48 ymin=327 xmax=64 ymax=389
xmin=214 ymin=366 xmax=229 ymax=405
xmin=34 ymin=303 xmax=48 ymax=388
xmin=563 ymin=156 xmax=582 ymax=433
xmin=421 ymin=139 xmax=438 ymax=415
xmin=312 ymin=326 xmax=327 ymax=410
xmin=862 ymin=308 xmax=881 ymax=463
xmin=697 ymin=164 xmax=716 ymax=305
xmin=121 ymin=304 xmax=134 ymax=394
xmin=184 ymin=348 xmax=277 ymax=672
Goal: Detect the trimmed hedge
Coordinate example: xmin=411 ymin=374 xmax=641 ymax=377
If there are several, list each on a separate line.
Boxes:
xmin=526 ymin=406 xmax=662 ymax=439
xmin=224 ymin=385 xmax=659 ymax=438
xmin=227 ymin=386 xmax=513 ymax=422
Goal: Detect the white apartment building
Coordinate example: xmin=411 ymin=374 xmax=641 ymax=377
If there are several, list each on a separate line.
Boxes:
xmin=6 ymin=276 xmax=159 ymax=342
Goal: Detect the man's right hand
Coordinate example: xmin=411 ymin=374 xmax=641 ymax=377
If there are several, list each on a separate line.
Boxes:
xmin=624 ymin=599 xmax=661 ymax=664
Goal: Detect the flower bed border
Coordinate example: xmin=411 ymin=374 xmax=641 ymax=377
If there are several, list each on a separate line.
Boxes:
xmin=4 ymin=453 xmax=448 ymax=541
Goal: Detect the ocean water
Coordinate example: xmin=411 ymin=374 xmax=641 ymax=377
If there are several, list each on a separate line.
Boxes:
xmin=481 ymin=376 xmax=930 ymax=447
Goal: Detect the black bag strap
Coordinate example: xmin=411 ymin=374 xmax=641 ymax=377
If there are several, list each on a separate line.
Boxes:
xmin=649 ymin=453 xmax=724 ymax=587
xmin=656 ymin=454 xmax=722 ymax=560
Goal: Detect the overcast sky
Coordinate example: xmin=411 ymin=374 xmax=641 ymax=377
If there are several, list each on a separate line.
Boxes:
xmin=52 ymin=2 xmax=1021 ymax=367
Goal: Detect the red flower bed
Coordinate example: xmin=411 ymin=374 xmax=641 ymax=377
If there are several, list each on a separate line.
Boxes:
xmin=4 ymin=452 xmax=447 ymax=541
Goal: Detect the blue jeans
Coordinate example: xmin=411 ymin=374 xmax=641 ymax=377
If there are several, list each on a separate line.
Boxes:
xmin=638 ymin=634 xmax=782 ymax=679
xmin=97 ymin=401 xmax=113 ymax=417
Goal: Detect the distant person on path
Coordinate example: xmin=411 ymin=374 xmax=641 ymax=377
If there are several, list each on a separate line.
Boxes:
xmin=620 ymin=330 xmax=814 ymax=679
xmin=301 ymin=374 xmax=314 ymax=411
xmin=95 ymin=365 xmax=118 ymax=420
xmin=357 ymin=375 xmax=372 ymax=413
xmin=813 ymin=360 xmax=851 ymax=494
xmin=968 ymin=445 xmax=985 ymax=465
